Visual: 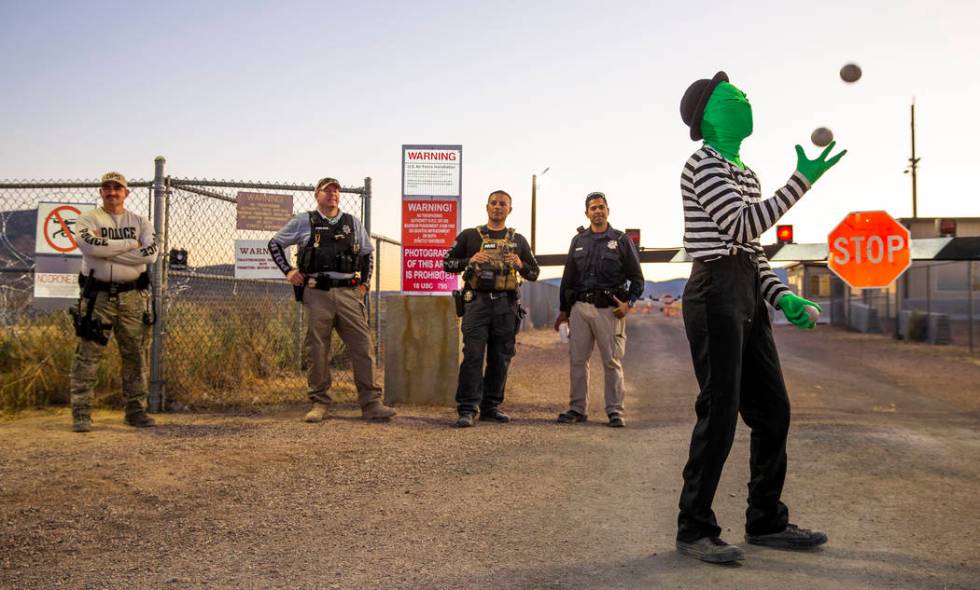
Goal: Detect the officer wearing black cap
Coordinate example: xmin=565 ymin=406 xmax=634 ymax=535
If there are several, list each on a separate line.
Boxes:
xmin=553 ymin=191 xmax=644 ymax=427
xmin=269 ymin=176 xmax=396 ymax=423
xmin=443 ymin=190 xmax=539 ymax=427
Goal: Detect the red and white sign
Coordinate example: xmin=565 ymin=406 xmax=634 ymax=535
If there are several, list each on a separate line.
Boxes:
xmin=828 ymin=211 xmax=911 ymax=289
xmin=35 ymin=202 xmax=96 ymax=255
xmin=402 ymin=199 xmax=458 ymax=293
xmin=401 ymin=144 xmax=462 ymax=294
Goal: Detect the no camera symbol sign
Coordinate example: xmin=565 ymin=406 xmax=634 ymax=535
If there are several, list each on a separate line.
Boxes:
xmin=34 ymin=202 xmax=95 ymax=256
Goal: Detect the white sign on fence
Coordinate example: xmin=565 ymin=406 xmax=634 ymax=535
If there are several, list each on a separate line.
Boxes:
xmin=234 ymin=239 xmax=285 ymax=279
xmin=33 ymin=271 xmax=80 ymax=299
xmin=34 ymin=201 xmax=95 ymax=255
xmin=402 ymin=146 xmax=462 ymax=198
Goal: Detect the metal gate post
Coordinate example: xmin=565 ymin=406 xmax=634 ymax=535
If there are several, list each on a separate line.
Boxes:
xmin=149 ymin=156 xmax=166 ymax=412
xmin=374 ymin=236 xmax=382 ymax=361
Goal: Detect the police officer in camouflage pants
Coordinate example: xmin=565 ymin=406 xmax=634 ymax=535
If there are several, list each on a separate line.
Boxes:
xmin=69 ymin=172 xmax=159 ymax=432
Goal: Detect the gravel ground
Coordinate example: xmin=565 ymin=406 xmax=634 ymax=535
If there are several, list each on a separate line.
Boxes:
xmin=1 ymin=315 xmax=978 ymax=589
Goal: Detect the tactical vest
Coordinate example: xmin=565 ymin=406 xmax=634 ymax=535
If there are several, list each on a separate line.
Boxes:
xmin=297 ymin=212 xmax=362 ymax=275
xmin=465 ymin=226 xmax=520 ymax=291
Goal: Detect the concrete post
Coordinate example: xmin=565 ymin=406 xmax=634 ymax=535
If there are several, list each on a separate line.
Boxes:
xmin=383 ymin=294 xmax=459 ymax=406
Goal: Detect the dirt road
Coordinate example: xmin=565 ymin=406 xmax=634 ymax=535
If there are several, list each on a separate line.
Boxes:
xmin=2 ymin=315 xmax=978 ymax=589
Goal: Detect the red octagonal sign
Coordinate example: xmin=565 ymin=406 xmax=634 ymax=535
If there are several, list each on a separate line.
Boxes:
xmin=828 ymin=211 xmax=911 ymax=289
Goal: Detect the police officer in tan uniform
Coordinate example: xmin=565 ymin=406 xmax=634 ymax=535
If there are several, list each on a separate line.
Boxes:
xmin=69 ymin=172 xmax=158 ymax=432
xmin=554 ymin=192 xmax=644 ymax=427
xmin=443 ymin=190 xmax=539 ymax=427
xmin=268 ymin=177 xmax=395 ymax=423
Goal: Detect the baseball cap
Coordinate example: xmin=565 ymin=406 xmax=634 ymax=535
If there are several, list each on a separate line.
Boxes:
xmin=100 ymin=171 xmax=128 ymax=189
xmin=315 ymin=177 xmax=341 ymax=191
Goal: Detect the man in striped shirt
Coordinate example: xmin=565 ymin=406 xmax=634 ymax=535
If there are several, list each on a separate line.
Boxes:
xmin=674 ymin=72 xmax=845 ymax=564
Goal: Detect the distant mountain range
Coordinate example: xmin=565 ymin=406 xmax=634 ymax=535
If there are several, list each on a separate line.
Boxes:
xmin=540 ymin=268 xmax=788 ymax=300
xmin=0 ymin=209 xmax=37 ymax=268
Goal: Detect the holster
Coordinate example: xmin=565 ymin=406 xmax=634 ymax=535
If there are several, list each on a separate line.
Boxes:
xmin=70 ymin=270 xmax=112 ymax=346
xmin=293 ymin=285 xmax=305 ymax=302
xmin=452 ymin=290 xmax=465 ymax=318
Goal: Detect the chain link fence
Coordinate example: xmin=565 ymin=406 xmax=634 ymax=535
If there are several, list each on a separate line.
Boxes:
xmin=160 ymin=177 xmax=370 ymax=408
xmin=0 ymin=165 xmax=402 ymax=413
xmin=824 ymin=262 xmax=976 ymax=352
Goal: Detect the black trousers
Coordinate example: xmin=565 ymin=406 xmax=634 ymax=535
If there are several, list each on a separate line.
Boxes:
xmin=677 ymin=252 xmax=791 ymax=542
xmin=455 ymin=292 xmax=520 ymax=416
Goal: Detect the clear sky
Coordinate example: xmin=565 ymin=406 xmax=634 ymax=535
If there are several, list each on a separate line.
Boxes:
xmin=2 ymin=0 xmax=977 ymax=281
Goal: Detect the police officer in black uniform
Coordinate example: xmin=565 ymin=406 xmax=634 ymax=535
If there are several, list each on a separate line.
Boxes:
xmin=554 ymin=192 xmax=644 ymax=427
xmin=443 ymin=190 xmax=539 ymax=427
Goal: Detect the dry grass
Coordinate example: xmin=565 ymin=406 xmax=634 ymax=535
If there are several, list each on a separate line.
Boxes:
xmin=1 ymin=301 xmax=360 ymax=414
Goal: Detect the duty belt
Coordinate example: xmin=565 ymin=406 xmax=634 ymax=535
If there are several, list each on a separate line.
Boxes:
xmin=305 ymin=274 xmax=361 ymax=291
xmin=575 ymin=290 xmax=606 ymax=304
xmin=575 ymin=289 xmax=619 ymax=308
xmin=78 ymin=272 xmax=148 ymax=295
xmin=471 ymin=289 xmax=517 ymax=301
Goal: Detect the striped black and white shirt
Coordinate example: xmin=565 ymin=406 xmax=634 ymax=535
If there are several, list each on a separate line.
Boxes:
xmin=681 ymin=145 xmax=811 ymax=306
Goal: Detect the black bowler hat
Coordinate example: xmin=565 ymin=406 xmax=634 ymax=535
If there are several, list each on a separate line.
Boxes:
xmin=680 ymin=71 xmax=729 ymax=141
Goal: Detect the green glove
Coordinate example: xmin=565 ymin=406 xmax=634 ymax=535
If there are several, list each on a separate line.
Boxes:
xmin=777 ymin=292 xmax=822 ymax=330
xmin=795 ymin=141 xmax=847 ymax=184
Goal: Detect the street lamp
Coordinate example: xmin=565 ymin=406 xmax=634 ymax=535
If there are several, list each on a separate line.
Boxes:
xmin=531 ymin=167 xmax=550 ymax=253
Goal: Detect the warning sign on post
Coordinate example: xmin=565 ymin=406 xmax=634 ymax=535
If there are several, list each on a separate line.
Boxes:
xmin=401 ymin=144 xmax=462 ymax=295
xmin=35 ymin=202 xmax=96 ymax=256
xmin=234 ymin=239 xmax=286 ymax=279
xmin=402 ymin=146 xmax=462 ymax=197
xmin=402 ymin=199 xmax=458 ymax=293
xmin=236 ymin=192 xmax=294 ymax=231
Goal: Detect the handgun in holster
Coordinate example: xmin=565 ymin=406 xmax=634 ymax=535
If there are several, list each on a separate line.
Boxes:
xmin=452 ymin=290 xmax=465 ymax=318
xmin=70 ymin=270 xmax=112 ymax=346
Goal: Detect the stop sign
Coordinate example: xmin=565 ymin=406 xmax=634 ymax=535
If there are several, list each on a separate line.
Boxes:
xmin=828 ymin=211 xmax=910 ymax=289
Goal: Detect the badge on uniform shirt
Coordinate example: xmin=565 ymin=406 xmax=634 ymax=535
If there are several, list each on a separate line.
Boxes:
xmin=342 ymin=224 xmax=352 ymax=235
xmin=607 ymin=240 xmax=618 ymax=250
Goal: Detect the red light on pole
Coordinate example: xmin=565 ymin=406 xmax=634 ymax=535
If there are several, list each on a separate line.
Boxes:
xmin=776 ymin=225 xmax=794 ymax=244
xmin=625 ymin=228 xmax=641 ymax=248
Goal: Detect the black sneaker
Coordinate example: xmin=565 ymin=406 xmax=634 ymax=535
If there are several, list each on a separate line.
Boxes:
xmin=479 ymin=408 xmax=511 ymax=423
xmin=454 ymin=413 xmax=476 ymax=428
xmin=607 ymin=413 xmax=625 ymax=428
xmin=745 ymin=524 xmax=828 ymax=549
xmin=676 ymin=537 xmax=745 ymax=564
xmin=124 ymin=411 xmax=156 ymax=428
xmin=557 ymin=409 xmax=587 ymax=423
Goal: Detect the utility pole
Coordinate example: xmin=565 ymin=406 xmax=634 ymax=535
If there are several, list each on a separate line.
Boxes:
xmin=531 ymin=174 xmax=537 ymax=253
xmin=907 ymin=100 xmax=920 ymax=218
xmin=529 ymin=167 xmax=549 ymax=253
